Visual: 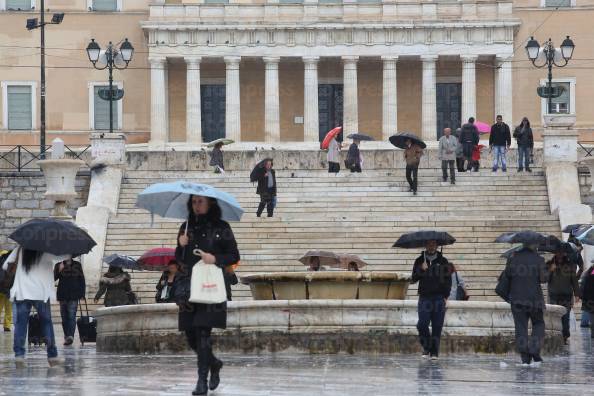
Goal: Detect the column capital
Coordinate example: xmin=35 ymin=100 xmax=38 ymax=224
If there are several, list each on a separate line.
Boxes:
xmin=381 ymin=56 xmax=399 ymax=62
xmin=303 ymin=56 xmax=320 ymax=67
xmin=224 ymin=56 xmax=241 ymax=68
xmin=495 ymin=55 xmax=512 ymax=64
xmin=184 ymin=56 xmax=202 ymax=67
xmin=420 ymin=55 xmax=438 ymax=62
xmin=263 ymin=56 xmax=281 ymax=64
xmin=460 ymin=55 xmax=479 ymax=63
xmin=342 ymin=55 xmax=359 ymax=64
xmin=148 ymin=56 xmax=167 ymax=68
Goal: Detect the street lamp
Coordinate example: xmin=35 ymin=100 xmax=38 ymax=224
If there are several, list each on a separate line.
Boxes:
xmin=86 ymin=39 xmax=134 ymax=134
xmin=25 ymin=2 xmax=65 ymax=159
xmin=525 ymin=36 xmax=575 ymax=115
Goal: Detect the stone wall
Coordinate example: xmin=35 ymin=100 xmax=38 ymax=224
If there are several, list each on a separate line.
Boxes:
xmin=0 ymin=171 xmax=91 ymax=248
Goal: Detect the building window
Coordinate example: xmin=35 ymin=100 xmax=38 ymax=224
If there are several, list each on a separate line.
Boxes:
xmin=542 ymin=0 xmax=574 ymax=7
xmin=88 ymin=0 xmax=121 ymax=11
xmin=89 ymin=82 xmax=122 ymax=130
xmin=1 ymin=82 xmax=36 ymax=130
xmin=540 ymin=78 xmax=575 ymax=116
xmin=4 ymin=0 xmax=34 ymax=10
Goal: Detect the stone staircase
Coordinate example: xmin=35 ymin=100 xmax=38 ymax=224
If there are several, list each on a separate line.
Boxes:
xmin=84 ymin=162 xmax=559 ymax=312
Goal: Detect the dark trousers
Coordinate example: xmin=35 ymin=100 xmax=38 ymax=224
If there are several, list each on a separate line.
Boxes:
xmin=59 ymin=300 xmax=78 ymax=338
xmin=406 ymin=165 xmax=419 ymax=192
xmin=441 ymin=160 xmax=455 ymax=182
xmin=511 ymin=304 xmax=545 ymax=362
xmin=549 ymin=294 xmax=572 ymax=338
xmin=462 ymin=143 xmax=475 ymax=171
xmin=350 ymin=163 xmax=362 ymax=173
xmin=328 ymin=162 xmax=340 ymax=173
xmin=518 ymin=146 xmax=531 ymax=170
xmin=257 ymin=194 xmax=275 ymax=217
xmin=185 ymin=326 xmax=219 ymax=372
xmin=456 ymin=157 xmax=465 ymax=172
xmin=417 ymin=296 xmax=446 ymax=356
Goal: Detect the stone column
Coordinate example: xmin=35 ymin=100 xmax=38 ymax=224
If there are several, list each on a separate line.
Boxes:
xmin=461 ymin=55 xmax=478 ymax=123
xmin=264 ymin=57 xmax=281 ymax=142
xmin=382 ymin=56 xmax=398 ymax=140
xmin=225 ymin=56 xmax=241 ymax=142
xmin=149 ymin=57 xmax=168 ymax=146
xmin=185 ymin=56 xmax=202 ymax=144
xmin=303 ymin=56 xmax=320 ymax=142
xmin=342 ymin=56 xmax=359 ymax=135
xmin=495 ymin=56 xmax=513 ymax=125
xmin=421 ymin=55 xmax=437 ymax=141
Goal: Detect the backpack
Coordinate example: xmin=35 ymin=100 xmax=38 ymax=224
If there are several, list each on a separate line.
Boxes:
xmin=0 ymin=250 xmax=16 ymax=294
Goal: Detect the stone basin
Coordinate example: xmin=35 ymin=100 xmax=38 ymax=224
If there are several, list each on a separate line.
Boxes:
xmin=240 ymin=271 xmax=411 ymax=300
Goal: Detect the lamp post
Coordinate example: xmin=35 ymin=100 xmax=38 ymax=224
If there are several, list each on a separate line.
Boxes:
xmin=525 ymin=36 xmax=575 ymax=115
xmin=26 ymin=1 xmax=65 ymax=159
xmin=86 ymin=39 xmax=134 ymax=134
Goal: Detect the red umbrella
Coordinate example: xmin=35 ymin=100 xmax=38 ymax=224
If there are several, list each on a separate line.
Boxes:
xmin=138 ymin=247 xmax=176 ymax=271
xmin=321 ymin=126 xmax=342 ymax=150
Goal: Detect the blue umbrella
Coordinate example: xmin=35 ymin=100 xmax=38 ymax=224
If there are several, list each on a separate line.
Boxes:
xmin=136 ymin=181 xmax=244 ymax=222
xmin=577 ymin=225 xmax=594 ymax=246
xmin=103 ymin=254 xmax=139 ymax=270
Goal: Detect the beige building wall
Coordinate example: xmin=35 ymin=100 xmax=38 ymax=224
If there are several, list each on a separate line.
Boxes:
xmin=279 ymin=60 xmax=304 ymax=142
xmin=397 ymin=60 xmax=422 ymax=136
xmin=358 ymin=60 xmax=382 ymax=140
xmin=240 ymin=59 xmax=265 ymax=142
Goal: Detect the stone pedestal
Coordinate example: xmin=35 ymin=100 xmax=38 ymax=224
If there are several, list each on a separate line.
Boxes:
xmin=37 ymin=159 xmax=84 ymax=219
xmin=542 ymin=115 xmax=578 ymax=165
xmin=90 ymin=132 xmax=127 ymax=167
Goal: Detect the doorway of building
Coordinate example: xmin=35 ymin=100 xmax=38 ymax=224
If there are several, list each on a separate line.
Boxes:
xmin=318 ymin=84 xmax=344 ymax=142
xmin=436 ymin=83 xmax=462 ymax=139
xmin=200 ymin=84 xmax=226 ymax=143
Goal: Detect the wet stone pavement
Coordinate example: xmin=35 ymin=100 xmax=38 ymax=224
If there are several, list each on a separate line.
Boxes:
xmin=0 ymin=327 xmax=593 ymax=396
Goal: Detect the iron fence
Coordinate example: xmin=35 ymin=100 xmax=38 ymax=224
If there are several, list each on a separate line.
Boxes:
xmin=0 ymin=145 xmax=91 ymax=172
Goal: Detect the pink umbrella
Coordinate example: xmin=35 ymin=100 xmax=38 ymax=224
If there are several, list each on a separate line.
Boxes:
xmin=474 ymin=121 xmax=491 ymax=135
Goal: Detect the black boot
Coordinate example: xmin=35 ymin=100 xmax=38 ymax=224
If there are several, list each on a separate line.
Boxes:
xmin=193 ymin=352 xmax=210 ymax=395
xmin=192 ymin=373 xmax=208 ymax=395
xmin=209 ymin=358 xmax=223 ymax=391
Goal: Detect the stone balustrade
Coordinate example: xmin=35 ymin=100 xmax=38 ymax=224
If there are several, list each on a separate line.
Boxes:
xmin=95 ymin=300 xmax=565 ymax=354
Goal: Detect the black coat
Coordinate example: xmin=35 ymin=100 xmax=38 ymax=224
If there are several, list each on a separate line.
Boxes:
xmin=155 ymin=271 xmax=180 ymax=303
xmin=174 ymin=215 xmax=240 ymax=330
xmin=54 ymin=261 xmax=86 ymax=302
xmin=582 ymin=266 xmax=594 ymax=313
xmin=459 ymin=123 xmax=479 ymax=145
xmin=256 ymin=169 xmax=277 ymax=199
xmin=503 ymin=247 xmax=547 ymax=309
xmin=411 ymin=251 xmax=453 ymax=299
xmin=489 ymin=123 xmax=511 ymax=147
xmin=513 ymin=126 xmax=534 ymax=148
xmin=346 ymin=143 xmax=361 ymax=165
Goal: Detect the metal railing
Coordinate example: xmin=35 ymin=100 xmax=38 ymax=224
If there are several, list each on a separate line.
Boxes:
xmin=0 ymin=145 xmax=91 ymax=172
xmin=578 ymin=141 xmax=594 ymax=157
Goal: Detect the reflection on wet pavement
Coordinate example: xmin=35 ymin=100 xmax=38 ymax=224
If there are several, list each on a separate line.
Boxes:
xmin=0 ymin=327 xmax=593 ymax=396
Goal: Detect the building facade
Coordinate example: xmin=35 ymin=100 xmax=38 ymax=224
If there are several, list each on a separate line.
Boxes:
xmin=0 ymin=0 xmax=592 ymax=147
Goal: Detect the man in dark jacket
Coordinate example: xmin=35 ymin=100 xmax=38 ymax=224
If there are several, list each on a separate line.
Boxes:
xmin=458 ymin=117 xmax=480 ymax=172
xmin=256 ymin=159 xmax=277 ymax=218
xmin=547 ymin=250 xmax=580 ymax=344
xmin=489 ymin=115 xmax=511 ymax=172
xmin=411 ymin=240 xmax=453 ymax=359
xmin=502 ymin=244 xmax=547 ymax=365
xmin=54 ymin=259 xmax=86 ymax=346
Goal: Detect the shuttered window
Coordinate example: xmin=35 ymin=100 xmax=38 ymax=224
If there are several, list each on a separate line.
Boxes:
xmin=548 ymin=82 xmax=571 ymax=114
xmin=7 ymin=86 xmax=32 ymax=130
xmin=92 ymin=0 xmax=118 ymax=11
xmin=544 ymin=0 xmax=572 ymax=6
xmin=6 ymin=0 xmax=32 ymax=10
xmin=93 ymin=86 xmax=119 ymax=130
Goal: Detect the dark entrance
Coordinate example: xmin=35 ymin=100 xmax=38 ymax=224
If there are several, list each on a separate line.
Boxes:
xmin=200 ymin=84 xmax=226 ymax=143
xmin=318 ymin=84 xmax=343 ymax=142
xmin=436 ymin=83 xmax=462 ymax=139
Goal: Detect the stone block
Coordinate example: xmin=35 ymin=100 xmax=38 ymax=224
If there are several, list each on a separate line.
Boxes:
xmin=374 ymin=150 xmax=395 ymax=169
xmin=16 ymin=200 xmax=38 ymax=209
xmin=147 ymin=152 xmax=167 ymax=171
xmin=10 ymin=179 xmax=29 ymax=187
xmin=6 ymin=209 xmax=32 ymax=218
xmin=40 ymin=200 xmax=54 ymax=209
xmin=31 ymin=210 xmax=50 ymax=218
xmin=127 ymin=152 xmax=149 ymax=171
xmin=1 ymin=200 xmax=15 ymax=209
xmin=165 ymin=151 xmax=188 ymax=171
xmin=18 ymin=192 xmax=33 ymax=200
xmin=29 ymin=177 xmax=47 ymax=187
xmin=187 ymin=150 xmax=209 ymax=171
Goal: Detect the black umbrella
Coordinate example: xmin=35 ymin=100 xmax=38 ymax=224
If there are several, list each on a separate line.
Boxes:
xmin=495 ymin=231 xmax=548 ymax=245
xmin=9 ymin=219 xmax=96 ymax=256
xmin=562 ymin=223 xmax=591 ymax=236
xmin=393 ymin=230 xmax=456 ymax=249
xmin=347 ymin=133 xmax=374 ymax=141
xmin=103 ymin=254 xmax=139 ymax=270
xmin=250 ymin=158 xmax=272 ymax=183
xmin=389 ymin=133 xmax=427 ymax=150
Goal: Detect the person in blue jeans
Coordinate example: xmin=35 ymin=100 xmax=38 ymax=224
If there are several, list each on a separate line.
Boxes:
xmin=489 ymin=115 xmax=511 ymax=172
xmin=2 ymin=246 xmax=69 ymax=368
xmin=411 ymin=240 xmax=453 ymax=360
xmin=54 ymin=259 xmax=86 ymax=346
xmin=513 ymin=117 xmax=534 ymax=172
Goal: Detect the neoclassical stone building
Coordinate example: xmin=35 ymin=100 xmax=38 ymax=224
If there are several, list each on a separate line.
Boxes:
xmin=0 ymin=0 xmax=592 ymax=146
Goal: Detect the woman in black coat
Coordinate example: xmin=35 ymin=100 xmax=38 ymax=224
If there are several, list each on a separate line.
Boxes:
xmin=175 ymin=195 xmax=240 ymax=396
xmin=256 ymin=159 xmax=277 ymax=218
xmin=513 ymin=117 xmax=534 ymax=172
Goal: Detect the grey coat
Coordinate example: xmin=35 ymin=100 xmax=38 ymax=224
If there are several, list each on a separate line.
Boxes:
xmin=502 ymin=248 xmax=547 ymax=309
xmin=438 ymin=135 xmax=458 ymax=161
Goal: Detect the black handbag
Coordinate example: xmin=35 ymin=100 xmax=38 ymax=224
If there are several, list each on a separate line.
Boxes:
xmin=495 ymin=269 xmax=512 ymax=302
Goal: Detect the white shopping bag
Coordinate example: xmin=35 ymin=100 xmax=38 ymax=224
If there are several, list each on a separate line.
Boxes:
xmin=189 ymin=261 xmax=227 ymax=304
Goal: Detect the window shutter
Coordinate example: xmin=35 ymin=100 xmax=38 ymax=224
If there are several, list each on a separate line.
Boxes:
xmin=550 ymin=82 xmax=570 ymax=114
xmin=6 ymin=0 xmax=32 ymax=10
xmin=94 ymin=86 xmax=118 ymax=130
xmin=7 ymin=86 xmax=32 ymax=130
xmin=545 ymin=0 xmax=571 ymax=7
xmin=92 ymin=0 xmax=118 ymax=11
